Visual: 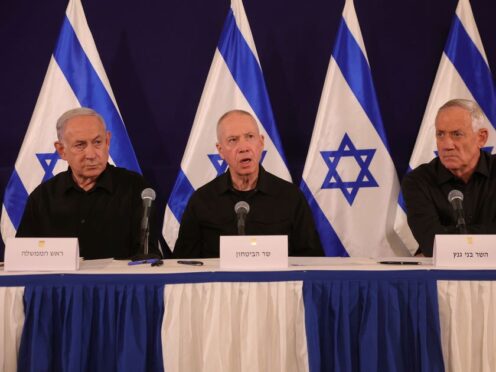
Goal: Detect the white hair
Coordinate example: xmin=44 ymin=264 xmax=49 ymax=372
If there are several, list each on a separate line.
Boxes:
xmin=56 ymin=107 xmax=106 ymax=141
xmin=437 ymin=99 xmax=487 ymax=131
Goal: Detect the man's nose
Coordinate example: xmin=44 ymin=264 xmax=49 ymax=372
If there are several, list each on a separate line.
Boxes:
xmin=84 ymin=144 xmax=97 ymax=158
xmin=237 ymin=138 xmax=250 ymax=151
xmin=439 ymin=136 xmax=455 ymax=149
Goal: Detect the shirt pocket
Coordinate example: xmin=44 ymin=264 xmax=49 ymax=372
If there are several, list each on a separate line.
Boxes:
xmin=247 ymin=215 xmax=292 ymax=235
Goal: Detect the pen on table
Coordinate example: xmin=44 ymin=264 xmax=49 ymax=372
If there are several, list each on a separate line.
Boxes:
xmin=177 ymin=260 xmax=204 ymax=266
xmin=128 ymin=258 xmax=161 ymax=266
xmin=379 ymin=261 xmax=420 ymax=265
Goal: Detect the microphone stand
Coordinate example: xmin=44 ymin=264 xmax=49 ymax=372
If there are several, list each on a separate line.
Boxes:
xmin=131 ymin=218 xmax=161 ymax=261
xmin=237 ymin=214 xmax=246 ymax=235
xmin=131 ymin=188 xmax=161 ymax=262
xmin=455 ymin=212 xmax=468 ymax=234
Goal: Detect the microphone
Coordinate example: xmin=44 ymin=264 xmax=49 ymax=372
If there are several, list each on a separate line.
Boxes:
xmin=448 ymin=189 xmax=468 ymax=234
xmin=234 ymin=201 xmax=250 ymax=235
xmin=140 ymin=188 xmax=156 ymax=254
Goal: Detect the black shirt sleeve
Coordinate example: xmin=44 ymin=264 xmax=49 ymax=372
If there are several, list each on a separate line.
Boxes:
xmin=16 ymin=193 xmax=41 ymax=237
xmin=172 ymin=194 xmax=204 ymax=258
xmin=401 ymin=171 xmax=455 ymax=257
xmin=289 ymin=190 xmax=324 ymax=257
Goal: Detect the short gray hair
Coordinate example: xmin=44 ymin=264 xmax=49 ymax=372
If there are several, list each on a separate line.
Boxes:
xmin=56 ymin=107 xmax=106 ymax=141
xmin=216 ymin=109 xmax=256 ymax=141
xmin=437 ymin=99 xmax=487 ymax=131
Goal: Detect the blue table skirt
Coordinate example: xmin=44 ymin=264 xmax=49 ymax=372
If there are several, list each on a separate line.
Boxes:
xmin=304 ymin=279 xmax=443 ymax=372
xmin=2 ymin=270 xmax=496 ymax=372
xmin=20 ymin=283 xmax=164 ymax=372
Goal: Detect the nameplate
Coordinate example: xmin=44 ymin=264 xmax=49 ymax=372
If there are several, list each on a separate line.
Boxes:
xmin=220 ymin=235 xmax=288 ymax=270
xmin=4 ymin=238 xmax=80 ymax=271
xmin=433 ymin=234 xmax=496 ymax=267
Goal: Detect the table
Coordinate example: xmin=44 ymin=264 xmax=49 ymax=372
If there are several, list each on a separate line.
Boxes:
xmin=1 ymin=257 xmax=495 ymax=372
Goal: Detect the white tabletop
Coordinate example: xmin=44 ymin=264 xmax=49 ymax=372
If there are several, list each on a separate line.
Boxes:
xmin=0 ymin=256 xmax=440 ymax=275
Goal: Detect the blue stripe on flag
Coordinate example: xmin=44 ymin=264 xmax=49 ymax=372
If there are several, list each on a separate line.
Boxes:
xmin=218 ymin=9 xmax=288 ymax=165
xmin=333 ymin=18 xmax=390 ymax=150
xmin=397 ymin=191 xmax=407 ymax=213
xmin=3 ymin=170 xmax=29 ymax=230
xmin=300 ymin=180 xmax=348 ymax=257
xmin=397 ymin=166 xmax=412 ymax=212
xmin=168 ymin=169 xmax=195 ymax=223
xmin=53 ymin=16 xmax=141 ymax=173
xmin=445 ymin=16 xmax=496 ymax=127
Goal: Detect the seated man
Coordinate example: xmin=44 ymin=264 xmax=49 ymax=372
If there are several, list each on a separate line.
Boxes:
xmin=173 ymin=109 xmax=324 ymax=258
xmin=402 ymin=99 xmax=496 ymax=256
xmin=16 ymin=107 xmax=158 ymax=259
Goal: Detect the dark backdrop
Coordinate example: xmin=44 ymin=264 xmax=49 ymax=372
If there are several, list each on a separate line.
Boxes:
xmin=1 ymin=0 xmax=495 ymax=247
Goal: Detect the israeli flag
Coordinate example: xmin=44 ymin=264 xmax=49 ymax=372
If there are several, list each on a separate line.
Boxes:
xmin=1 ymin=0 xmax=140 ymax=242
xmin=301 ymin=0 xmax=409 ymax=257
xmin=163 ymin=0 xmax=291 ymax=251
xmin=394 ymin=0 xmax=496 ymax=254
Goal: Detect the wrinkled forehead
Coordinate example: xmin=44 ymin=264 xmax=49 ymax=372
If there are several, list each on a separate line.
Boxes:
xmin=63 ymin=115 xmax=107 ymax=138
xmin=435 ymin=106 xmax=472 ymax=131
xmin=217 ymin=113 xmax=260 ymax=139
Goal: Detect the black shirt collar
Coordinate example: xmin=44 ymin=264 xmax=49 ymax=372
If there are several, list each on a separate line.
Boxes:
xmin=216 ymin=166 xmax=274 ymax=195
xmin=436 ymin=150 xmax=490 ymax=185
xmin=62 ymin=164 xmax=114 ymax=193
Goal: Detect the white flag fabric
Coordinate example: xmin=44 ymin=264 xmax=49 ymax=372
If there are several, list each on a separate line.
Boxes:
xmin=1 ymin=0 xmax=140 ymax=242
xmin=394 ymin=0 xmax=496 ymax=254
xmin=163 ymin=0 xmax=291 ymax=250
xmin=301 ymin=0 xmax=409 ymax=257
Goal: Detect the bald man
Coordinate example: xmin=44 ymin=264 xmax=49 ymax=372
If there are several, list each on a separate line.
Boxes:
xmin=173 ymin=109 xmax=323 ymax=258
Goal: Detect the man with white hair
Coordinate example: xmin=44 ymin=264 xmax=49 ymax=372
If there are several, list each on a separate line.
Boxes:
xmin=16 ymin=107 xmax=158 ymax=259
xmin=402 ymin=99 xmax=495 ymax=256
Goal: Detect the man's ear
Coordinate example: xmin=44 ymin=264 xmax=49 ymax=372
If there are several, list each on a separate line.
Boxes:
xmin=216 ymin=142 xmax=225 ymax=159
xmin=478 ymin=128 xmax=489 ymax=148
xmin=54 ymin=141 xmax=66 ymax=160
xmin=106 ymin=131 xmax=111 ymax=147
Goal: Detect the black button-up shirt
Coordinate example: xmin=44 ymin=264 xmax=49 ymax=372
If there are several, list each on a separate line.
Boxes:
xmin=173 ymin=167 xmax=324 ymax=258
xmin=16 ymin=164 xmax=155 ymax=259
xmin=402 ymin=151 xmax=496 ymax=256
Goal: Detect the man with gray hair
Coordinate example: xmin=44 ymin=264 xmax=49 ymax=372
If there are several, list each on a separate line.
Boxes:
xmin=402 ymin=98 xmax=496 ymax=256
xmin=16 ymin=107 xmax=158 ymax=259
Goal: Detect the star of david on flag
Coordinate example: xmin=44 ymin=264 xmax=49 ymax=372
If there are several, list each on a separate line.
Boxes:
xmin=0 ymin=0 xmax=140 ymax=246
xmin=320 ymin=134 xmax=378 ymax=205
xmin=36 ymin=151 xmax=61 ymax=182
xmin=162 ymin=0 xmax=291 ymax=251
xmin=301 ymin=0 xmax=409 ymax=257
xmin=394 ymin=0 xmax=496 ymax=255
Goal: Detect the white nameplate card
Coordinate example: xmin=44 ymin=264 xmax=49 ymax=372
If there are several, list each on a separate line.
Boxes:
xmin=220 ymin=235 xmax=288 ymax=270
xmin=433 ymin=234 xmax=496 ymax=267
xmin=4 ymin=238 xmax=80 ymax=271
